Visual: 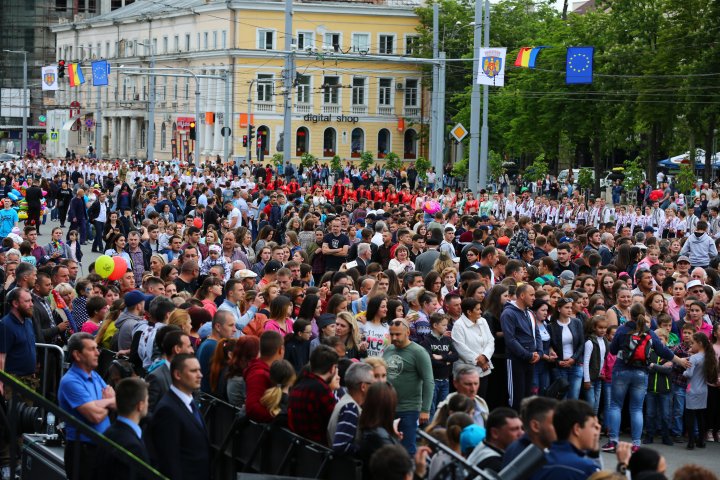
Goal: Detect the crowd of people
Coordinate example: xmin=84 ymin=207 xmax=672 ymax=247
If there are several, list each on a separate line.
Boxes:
xmin=0 ymin=155 xmax=720 ymax=480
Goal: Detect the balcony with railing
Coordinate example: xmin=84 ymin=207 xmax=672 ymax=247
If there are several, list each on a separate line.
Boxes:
xmin=295 ymin=104 xmax=312 ymax=114
xmin=107 ymin=100 xmax=149 ymax=111
xmin=322 ymin=104 xmax=341 ymax=114
xmin=255 ymin=102 xmax=275 ymax=113
xmin=378 ymin=106 xmax=394 ymax=116
xmin=351 ymin=105 xmax=368 ymax=115
xmin=404 ymin=106 xmax=420 ymax=117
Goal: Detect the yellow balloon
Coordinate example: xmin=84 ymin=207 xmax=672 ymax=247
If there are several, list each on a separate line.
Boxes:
xmin=95 ymin=255 xmax=115 ymax=279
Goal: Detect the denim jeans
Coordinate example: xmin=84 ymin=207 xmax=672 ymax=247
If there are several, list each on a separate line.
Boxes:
xmin=671 ymin=383 xmax=686 ymax=437
xmin=602 ymin=381 xmax=612 ymax=430
xmin=532 ymin=360 xmax=551 ymax=396
xmin=645 ymin=391 xmax=672 ymax=438
xmin=430 ymin=379 xmax=450 ymax=419
xmin=583 ymin=379 xmax=603 ymax=415
xmin=607 ymin=368 xmax=648 ymax=446
xmin=552 ymin=365 xmax=583 ymax=400
xmin=396 ymin=411 xmax=420 ymax=455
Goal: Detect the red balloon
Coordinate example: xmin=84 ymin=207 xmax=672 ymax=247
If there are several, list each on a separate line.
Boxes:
xmin=107 ymin=256 xmax=128 ymax=281
xmin=193 ymin=217 xmax=203 ymax=228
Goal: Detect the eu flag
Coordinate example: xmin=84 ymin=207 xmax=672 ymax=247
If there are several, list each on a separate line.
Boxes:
xmin=566 ymin=47 xmax=594 ymax=84
xmin=92 ymin=60 xmax=110 ymax=86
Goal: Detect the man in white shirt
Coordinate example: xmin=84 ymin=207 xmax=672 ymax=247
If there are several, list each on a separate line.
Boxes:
xmin=225 ymin=201 xmax=242 ymax=229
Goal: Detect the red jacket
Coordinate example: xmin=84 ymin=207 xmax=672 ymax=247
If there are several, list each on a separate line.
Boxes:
xmin=244 ymin=358 xmax=273 ymax=423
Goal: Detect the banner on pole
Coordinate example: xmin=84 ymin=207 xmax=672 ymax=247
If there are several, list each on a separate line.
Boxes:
xmin=477 ymin=48 xmax=507 ymax=87
xmin=41 ymin=66 xmax=59 ymax=91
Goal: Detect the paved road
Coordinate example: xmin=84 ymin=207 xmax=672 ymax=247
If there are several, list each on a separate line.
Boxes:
xmin=35 ymin=219 xmax=720 ymax=476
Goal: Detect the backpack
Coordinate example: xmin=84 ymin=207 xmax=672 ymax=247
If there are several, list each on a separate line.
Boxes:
xmin=620 ymin=332 xmax=652 ymax=367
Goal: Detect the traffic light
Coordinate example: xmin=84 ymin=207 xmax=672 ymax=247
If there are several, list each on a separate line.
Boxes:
xmin=248 ymin=124 xmax=255 ymax=144
xmin=242 ymin=135 xmax=248 ymax=147
xmin=58 ymin=60 xmax=65 ymax=78
xmin=189 ymin=121 xmax=196 ymax=140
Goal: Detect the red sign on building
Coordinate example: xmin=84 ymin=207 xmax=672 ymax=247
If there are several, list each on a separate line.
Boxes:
xmin=177 ymin=117 xmax=195 ymax=131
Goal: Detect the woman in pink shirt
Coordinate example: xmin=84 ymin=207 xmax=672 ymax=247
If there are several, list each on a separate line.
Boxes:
xmin=667 ymin=281 xmax=686 ymax=323
xmin=196 ymin=276 xmax=223 ymax=317
xmin=264 ymin=296 xmax=295 ymax=336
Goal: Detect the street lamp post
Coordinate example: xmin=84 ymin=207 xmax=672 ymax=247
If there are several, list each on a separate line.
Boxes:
xmin=3 ymin=49 xmax=28 ymax=156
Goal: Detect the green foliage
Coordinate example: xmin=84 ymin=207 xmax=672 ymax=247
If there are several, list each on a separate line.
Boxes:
xmin=488 ymin=151 xmax=504 ymax=181
xmin=577 ymin=168 xmax=594 ymax=190
xmin=523 ymin=153 xmax=549 ymax=182
xmin=452 ymin=158 xmax=469 ymax=178
xmin=359 ymin=151 xmax=375 ymax=171
xmin=271 ymin=153 xmax=283 ymax=167
xmin=676 ymin=163 xmax=696 ymax=194
xmin=384 ymin=152 xmax=402 ymax=172
xmin=622 ymin=157 xmax=645 ymax=191
xmin=330 ymin=155 xmax=342 ymax=173
xmin=300 ymin=153 xmax=317 ymax=169
xmin=415 ymin=156 xmax=431 ymax=180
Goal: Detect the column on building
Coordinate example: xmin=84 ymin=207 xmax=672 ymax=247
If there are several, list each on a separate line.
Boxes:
xmin=129 ymin=116 xmax=138 ymax=159
xmin=109 ymin=118 xmax=117 ymax=157
xmin=119 ymin=117 xmax=128 ymax=158
xmin=212 ymin=68 xmax=224 ymax=156
xmin=204 ymin=69 xmax=215 ymax=156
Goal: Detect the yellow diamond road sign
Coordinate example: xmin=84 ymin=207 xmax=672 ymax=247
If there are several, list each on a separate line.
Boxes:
xmin=451 ymin=123 xmax=468 ymax=142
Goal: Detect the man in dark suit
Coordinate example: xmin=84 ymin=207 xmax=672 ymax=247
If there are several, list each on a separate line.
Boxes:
xmin=147 ymin=330 xmax=194 ymax=411
xmin=149 ymin=354 xmax=210 ymax=480
xmin=24 ymin=177 xmax=43 ymax=233
xmin=97 ymin=378 xmax=151 ymax=480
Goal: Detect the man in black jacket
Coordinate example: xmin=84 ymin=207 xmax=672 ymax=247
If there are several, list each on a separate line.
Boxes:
xmin=97 ymin=377 xmax=151 ymax=480
xmin=25 ymin=177 xmax=43 ymax=234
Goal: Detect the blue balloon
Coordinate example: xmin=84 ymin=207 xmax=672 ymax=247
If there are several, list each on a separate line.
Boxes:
xmin=11 ymin=189 xmax=21 ymax=197
xmin=8 ymin=192 xmax=18 ymax=201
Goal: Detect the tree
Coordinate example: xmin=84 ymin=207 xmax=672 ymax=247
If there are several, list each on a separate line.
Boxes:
xmin=488 ymin=150 xmax=505 ymax=182
xmin=330 ymin=155 xmax=342 ymax=174
xmin=359 ymin=151 xmax=375 ymax=172
xmin=415 ymin=156 xmax=431 ymax=181
xmin=272 ymin=153 xmax=283 ymax=167
xmin=300 ymin=153 xmax=317 ymax=169
xmin=676 ymin=163 xmax=696 ymax=194
xmin=452 ymin=158 xmax=469 ymax=179
xmin=384 ymin=152 xmax=402 ymax=172
xmin=622 ymin=157 xmax=645 ymax=192
xmin=523 ymin=153 xmax=549 ymax=182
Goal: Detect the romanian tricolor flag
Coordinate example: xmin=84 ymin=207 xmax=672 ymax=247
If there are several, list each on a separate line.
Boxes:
xmin=68 ymin=63 xmax=85 ymax=87
xmin=514 ymin=47 xmax=547 ymax=68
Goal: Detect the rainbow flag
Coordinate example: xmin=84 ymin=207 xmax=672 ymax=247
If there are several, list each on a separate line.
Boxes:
xmin=514 ymin=47 xmax=547 ymax=68
xmin=68 ymin=63 xmax=85 ymax=87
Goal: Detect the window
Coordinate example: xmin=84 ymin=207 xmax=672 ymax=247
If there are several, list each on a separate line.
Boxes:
xmin=184 ymin=79 xmax=189 ymax=100
xmin=222 ymin=31 xmax=227 ymax=49
xmin=106 ymin=41 xmax=110 ymax=58
xmin=323 ymin=128 xmax=337 ymax=157
xmin=379 ymin=78 xmax=392 ymax=105
xmin=351 ymin=33 xmax=369 ymax=53
xmin=351 ymin=128 xmax=364 ymax=157
xmin=152 ymin=38 xmax=157 ymax=55
xmin=404 ymin=129 xmax=417 ymax=159
xmin=163 ymin=37 xmax=168 ymax=54
xmin=404 ymin=79 xmax=418 ymax=106
xmin=297 ymin=32 xmax=313 ymax=50
xmin=352 ymin=77 xmax=366 ymax=105
xmin=161 ymin=123 xmax=167 ymax=150
xmin=405 ymin=35 xmax=418 ymax=55
xmin=140 ymin=123 xmax=146 ymax=149
xmin=258 ymin=30 xmax=274 ymax=50
xmin=185 ymin=34 xmax=190 ymax=51
xmin=296 ymin=127 xmax=309 ymax=155
xmin=196 ymin=33 xmax=200 ymax=51
xmin=213 ymin=31 xmax=217 ymax=49
xmin=203 ymin=32 xmax=208 ymax=49
xmin=257 ymin=126 xmax=270 ymax=156
xmin=174 ymin=35 xmax=179 ymax=52
xmin=296 ymin=75 xmax=311 ymax=104
xmin=174 ymin=81 xmax=178 ymax=100
xmin=257 ymin=74 xmax=273 ymax=102
xmin=379 ymin=35 xmax=394 ymax=54
xmin=323 ymin=33 xmax=341 ymax=52
xmin=323 ymin=76 xmax=340 ymax=104
xmin=377 ymin=129 xmax=390 ymax=158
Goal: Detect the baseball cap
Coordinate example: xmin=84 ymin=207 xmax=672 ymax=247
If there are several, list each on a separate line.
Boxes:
xmin=686 ymin=279 xmax=703 ymax=290
xmin=643 ymin=226 xmax=655 ymax=233
xmin=264 ymin=260 xmax=283 ymax=275
xmin=677 ymin=255 xmax=691 ymax=264
xmin=234 ymin=269 xmax=258 ymax=279
xmin=460 ymin=424 xmax=486 ymax=455
xmin=124 ymin=290 xmax=152 ymax=308
xmin=559 ymin=270 xmax=575 ymax=283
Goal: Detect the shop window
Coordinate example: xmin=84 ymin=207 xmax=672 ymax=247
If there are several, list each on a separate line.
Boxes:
xmin=323 ymin=127 xmax=336 ymax=157
xmin=296 ymin=127 xmax=309 ymax=155
xmin=351 ymin=128 xmax=364 ymax=158
xmin=378 ymin=128 xmax=390 ymax=158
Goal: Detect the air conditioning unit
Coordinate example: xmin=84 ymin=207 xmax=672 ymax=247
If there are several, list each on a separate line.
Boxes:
xmin=396 ymin=82 xmax=404 ymax=90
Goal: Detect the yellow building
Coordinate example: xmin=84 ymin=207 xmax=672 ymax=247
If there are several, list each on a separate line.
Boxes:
xmin=49 ymin=0 xmax=428 ymax=163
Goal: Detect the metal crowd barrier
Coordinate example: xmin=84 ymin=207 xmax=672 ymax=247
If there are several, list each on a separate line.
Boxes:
xmin=35 ymin=343 xmax=66 ymax=400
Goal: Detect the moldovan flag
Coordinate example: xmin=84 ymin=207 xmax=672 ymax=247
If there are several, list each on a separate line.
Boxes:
xmin=41 ymin=65 xmax=59 ymax=91
xmin=68 ymin=63 xmax=85 ymax=87
xmin=477 ymin=48 xmax=507 ymax=86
